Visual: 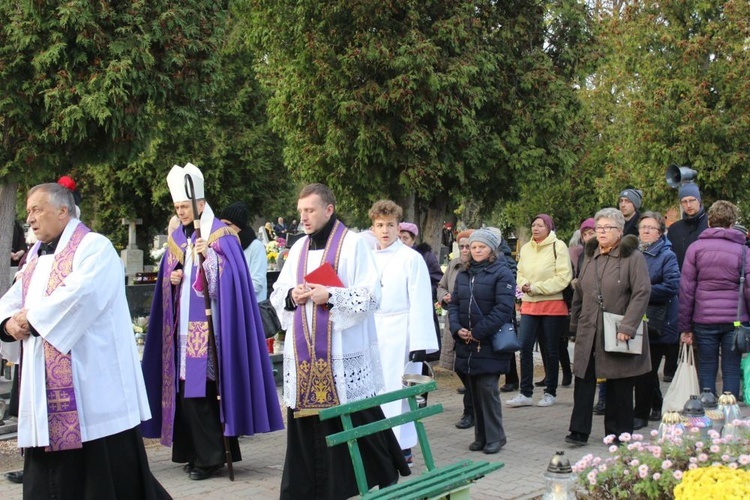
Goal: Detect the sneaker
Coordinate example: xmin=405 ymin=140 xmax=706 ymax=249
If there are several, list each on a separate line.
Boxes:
xmin=506 ymin=394 xmax=533 ymax=407
xmin=537 ymin=393 xmax=556 ymax=407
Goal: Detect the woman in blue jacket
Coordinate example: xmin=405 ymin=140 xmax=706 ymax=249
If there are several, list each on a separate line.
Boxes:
xmin=449 ymin=229 xmax=516 ymax=454
xmin=633 ymin=212 xmax=680 ymax=428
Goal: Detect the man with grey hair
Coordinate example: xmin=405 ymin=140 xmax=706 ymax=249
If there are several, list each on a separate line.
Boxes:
xmin=0 ymin=183 xmax=169 ymax=498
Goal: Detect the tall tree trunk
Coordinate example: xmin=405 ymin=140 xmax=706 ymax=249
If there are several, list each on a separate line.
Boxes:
xmin=421 ymin=195 xmax=448 ymax=264
xmin=0 ymin=181 xmax=18 ymax=296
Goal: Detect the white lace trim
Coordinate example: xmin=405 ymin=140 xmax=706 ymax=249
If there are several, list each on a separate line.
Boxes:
xmin=329 ymin=286 xmax=377 ymax=330
xmin=203 ymin=248 xmax=219 ymax=299
xmin=283 ymin=345 xmax=383 ymax=408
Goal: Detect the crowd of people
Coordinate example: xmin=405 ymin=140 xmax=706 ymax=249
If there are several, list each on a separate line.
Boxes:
xmin=1 ymin=171 xmax=749 ymax=498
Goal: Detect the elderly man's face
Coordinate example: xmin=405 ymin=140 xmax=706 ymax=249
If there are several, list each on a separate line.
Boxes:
xmin=26 ymin=190 xmax=70 ymax=244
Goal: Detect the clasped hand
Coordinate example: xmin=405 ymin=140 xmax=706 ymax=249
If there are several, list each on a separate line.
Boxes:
xmin=292 ymin=283 xmax=329 ymax=306
xmin=194 ymin=238 xmax=208 ymax=257
xmin=6 ymin=308 xmax=30 ymax=341
xmin=458 ymin=328 xmax=474 ymax=342
xmin=616 ymin=332 xmax=631 ymax=342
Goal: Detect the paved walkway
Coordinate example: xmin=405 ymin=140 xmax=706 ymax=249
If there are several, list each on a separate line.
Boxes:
xmin=0 ymin=354 xmax=625 ymax=500
xmin=4 ymin=343 xmax=727 ymax=499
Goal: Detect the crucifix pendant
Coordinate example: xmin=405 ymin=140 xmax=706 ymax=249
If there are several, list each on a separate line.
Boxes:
xmin=477 ymin=342 xmax=481 ymax=353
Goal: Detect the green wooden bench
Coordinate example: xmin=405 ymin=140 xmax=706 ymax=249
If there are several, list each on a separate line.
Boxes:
xmin=319 ymin=380 xmax=504 ymax=499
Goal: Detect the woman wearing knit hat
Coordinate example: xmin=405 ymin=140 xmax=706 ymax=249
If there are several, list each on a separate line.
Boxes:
xmin=448 ymin=228 xmax=516 ymax=454
xmin=508 ymin=214 xmax=573 ymax=409
xmin=220 ymin=201 xmax=268 ymax=300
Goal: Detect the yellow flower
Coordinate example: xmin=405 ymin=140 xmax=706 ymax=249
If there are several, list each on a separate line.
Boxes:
xmin=674 ymin=466 xmax=750 ymax=499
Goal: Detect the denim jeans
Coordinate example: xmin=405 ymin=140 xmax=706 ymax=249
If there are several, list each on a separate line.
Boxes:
xmin=518 ymin=314 xmax=568 ymax=397
xmin=693 ymin=323 xmax=742 ymax=398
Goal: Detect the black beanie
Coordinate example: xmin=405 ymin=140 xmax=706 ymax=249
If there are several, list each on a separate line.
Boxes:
xmin=219 ymin=201 xmax=249 ymax=229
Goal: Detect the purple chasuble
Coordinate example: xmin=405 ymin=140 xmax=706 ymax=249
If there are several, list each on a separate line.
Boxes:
xmin=141 ymin=219 xmax=284 ymax=445
xmin=293 ymin=219 xmax=348 ymax=416
xmin=21 ymin=222 xmax=91 ymax=451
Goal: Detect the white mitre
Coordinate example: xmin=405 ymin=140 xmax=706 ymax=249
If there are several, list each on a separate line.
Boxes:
xmin=167 ymin=163 xmax=205 ymax=203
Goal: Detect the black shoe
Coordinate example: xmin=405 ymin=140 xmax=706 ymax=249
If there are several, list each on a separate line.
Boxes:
xmin=189 ymin=465 xmax=222 ymax=481
xmin=534 ymin=379 xmax=547 ymax=387
xmin=593 ymin=401 xmax=605 ymax=415
xmin=649 ymin=409 xmax=662 ymax=422
xmin=183 ymin=463 xmax=195 ymax=474
xmin=663 ymin=375 xmax=673 ymax=383
xmin=457 ymin=386 xmax=466 ymax=394
xmin=499 ymin=383 xmax=518 ymax=392
xmin=5 ymin=471 xmax=23 ymax=484
xmin=455 ymin=414 xmax=475 ymax=429
xmin=483 ymin=438 xmax=507 ymax=454
xmin=565 ymin=432 xmax=588 ymax=447
xmin=633 ymin=418 xmax=648 ymax=430
xmin=561 ymin=375 xmax=572 ymax=387
xmin=469 ymin=440 xmax=486 ymax=452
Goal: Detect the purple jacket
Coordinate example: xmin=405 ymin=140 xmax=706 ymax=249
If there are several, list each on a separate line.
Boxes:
xmin=678 ymin=227 xmax=750 ymax=332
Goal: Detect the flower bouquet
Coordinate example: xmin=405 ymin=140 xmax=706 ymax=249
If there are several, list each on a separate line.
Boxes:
xmin=132 ymin=316 xmax=148 ymax=345
xmin=573 ymin=420 xmax=750 ymax=499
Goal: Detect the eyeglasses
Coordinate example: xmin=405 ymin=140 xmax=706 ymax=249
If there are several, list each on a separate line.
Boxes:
xmin=639 ymin=225 xmax=660 ymax=233
xmin=459 ymin=244 xmax=470 ymax=249
xmin=681 ymin=198 xmax=699 ymax=206
xmin=595 ymin=225 xmax=619 ymax=233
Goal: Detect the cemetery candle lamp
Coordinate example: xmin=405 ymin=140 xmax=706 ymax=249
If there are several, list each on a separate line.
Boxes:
xmin=542 ymin=451 xmax=575 ymax=500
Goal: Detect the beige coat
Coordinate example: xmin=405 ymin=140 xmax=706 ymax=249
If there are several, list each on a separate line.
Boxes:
xmin=570 ymin=235 xmax=652 ymax=379
xmin=437 ymin=258 xmax=462 ymax=369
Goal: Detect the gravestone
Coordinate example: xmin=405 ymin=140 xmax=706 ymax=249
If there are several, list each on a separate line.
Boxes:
xmin=120 ymin=218 xmax=144 ymax=283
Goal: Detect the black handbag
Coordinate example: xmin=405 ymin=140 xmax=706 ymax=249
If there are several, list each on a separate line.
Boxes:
xmin=258 ymin=299 xmax=283 ymax=339
xmin=645 ymin=303 xmax=668 ymax=338
xmin=733 ymin=247 xmax=750 ymax=353
xmin=552 ymin=241 xmax=574 ymax=308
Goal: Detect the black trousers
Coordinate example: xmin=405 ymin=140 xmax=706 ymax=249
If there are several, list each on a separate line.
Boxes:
xmin=172 ymin=380 xmax=241 ymax=468
xmin=280 ymin=406 xmax=409 ymax=500
xmin=503 ymin=353 xmax=519 ymax=386
xmin=23 ymin=426 xmax=171 ymax=500
xmin=663 ymin=342 xmax=680 ymax=378
xmin=569 ymin=353 xmax=637 ymax=438
xmin=634 ymin=343 xmax=669 ymax=419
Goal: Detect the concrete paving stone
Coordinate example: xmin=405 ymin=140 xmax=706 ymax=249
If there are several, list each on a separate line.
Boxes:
xmin=3 ymin=347 xmax=745 ymax=499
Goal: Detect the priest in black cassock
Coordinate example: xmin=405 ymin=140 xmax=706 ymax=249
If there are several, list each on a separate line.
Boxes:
xmin=0 ymin=182 xmax=169 ymax=499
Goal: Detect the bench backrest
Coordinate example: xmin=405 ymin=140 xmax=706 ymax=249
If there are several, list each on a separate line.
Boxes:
xmin=319 ymin=381 xmax=442 ymax=497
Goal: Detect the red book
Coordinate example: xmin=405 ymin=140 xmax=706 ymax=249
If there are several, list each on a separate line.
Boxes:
xmin=304 ymin=262 xmax=344 ymax=287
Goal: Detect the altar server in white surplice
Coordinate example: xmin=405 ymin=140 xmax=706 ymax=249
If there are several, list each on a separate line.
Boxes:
xmin=368 ymin=200 xmax=439 ymax=460
xmin=0 ymin=183 xmax=169 ymax=499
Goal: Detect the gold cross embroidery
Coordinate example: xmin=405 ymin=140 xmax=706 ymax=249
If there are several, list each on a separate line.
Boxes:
xmin=47 ymin=390 xmax=72 ymax=412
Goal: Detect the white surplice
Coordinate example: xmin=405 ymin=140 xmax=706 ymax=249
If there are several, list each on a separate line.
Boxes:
xmin=270 ymin=230 xmax=383 ymax=409
xmin=373 ymin=239 xmax=439 ymax=449
xmin=0 ymin=219 xmax=151 ymax=448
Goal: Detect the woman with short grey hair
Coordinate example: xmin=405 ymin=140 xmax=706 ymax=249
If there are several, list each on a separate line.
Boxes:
xmin=565 ymin=207 xmax=651 ymax=446
xmin=595 ymin=207 xmax=625 ymax=231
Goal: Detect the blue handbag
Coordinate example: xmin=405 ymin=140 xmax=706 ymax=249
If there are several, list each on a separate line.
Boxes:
xmin=491 ymin=322 xmax=521 ymax=353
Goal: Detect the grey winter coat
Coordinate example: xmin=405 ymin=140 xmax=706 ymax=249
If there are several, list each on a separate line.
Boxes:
xmin=569 ymin=235 xmax=652 ymax=379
